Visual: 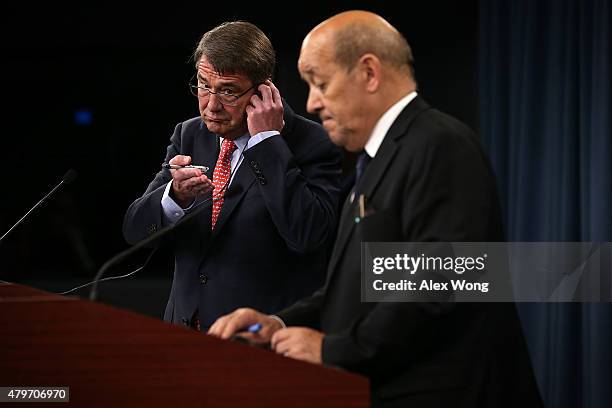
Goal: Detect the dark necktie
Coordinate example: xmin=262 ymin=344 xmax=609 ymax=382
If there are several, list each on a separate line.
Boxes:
xmin=354 ymin=151 xmax=371 ymax=191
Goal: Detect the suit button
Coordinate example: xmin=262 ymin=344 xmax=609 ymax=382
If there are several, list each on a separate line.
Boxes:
xmin=147 ymin=224 xmax=158 ymax=235
xmin=181 ymin=317 xmax=190 ymax=326
xmin=199 ymin=274 xmax=208 ymax=284
xmin=258 ymin=177 xmax=267 ymax=185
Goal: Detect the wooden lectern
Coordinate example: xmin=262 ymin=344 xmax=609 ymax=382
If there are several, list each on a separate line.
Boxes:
xmin=0 ymin=283 xmax=369 ymax=407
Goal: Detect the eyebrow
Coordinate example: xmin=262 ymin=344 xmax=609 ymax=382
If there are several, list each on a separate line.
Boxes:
xmin=196 ymin=75 xmax=240 ymax=88
xmin=299 ymin=69 xmax=314 ymax=80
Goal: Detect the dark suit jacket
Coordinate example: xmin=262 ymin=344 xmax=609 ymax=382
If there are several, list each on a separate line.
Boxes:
xmin=123 ymin=103 xmax=341 ymax=329
xmin=278 ymin=96 xmax=542 ymax=408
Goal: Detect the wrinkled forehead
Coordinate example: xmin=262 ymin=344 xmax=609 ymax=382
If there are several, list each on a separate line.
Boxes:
xmin=197 ymin=57 xmax=249 ymax=83
xmin=298 ymin=45 xmax=336 ymax=78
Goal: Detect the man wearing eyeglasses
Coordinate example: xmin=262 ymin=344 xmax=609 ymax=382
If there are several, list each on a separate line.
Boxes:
xmin=123 ymin=21 xmax=341 ymax=331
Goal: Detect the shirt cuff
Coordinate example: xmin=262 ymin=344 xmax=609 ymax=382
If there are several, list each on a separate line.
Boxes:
xmin=269 ymin=315 xmax=287 ymax=329
xmin=247 ymin=130 xmax=280 ymax=149
xmin=161 ymin=181 xmax=195 ymax=223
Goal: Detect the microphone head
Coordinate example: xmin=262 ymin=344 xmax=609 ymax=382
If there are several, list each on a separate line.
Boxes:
xmin=62 ymin=169 xmax=78 ymax=184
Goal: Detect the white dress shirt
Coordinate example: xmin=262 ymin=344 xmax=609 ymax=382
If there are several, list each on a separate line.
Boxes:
xmin=364 ymin=91 xmax=417 ymax=159
xmin=161 ymin=130 xmax=279 ymax=223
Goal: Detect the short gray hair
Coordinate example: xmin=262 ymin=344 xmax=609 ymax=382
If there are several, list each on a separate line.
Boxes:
xmin=193 ymin=21 xmax=275 ymax=84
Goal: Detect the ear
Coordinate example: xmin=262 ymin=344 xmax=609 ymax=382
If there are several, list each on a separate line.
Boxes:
xmin=356 ymin=53 xmax=382 ymax=93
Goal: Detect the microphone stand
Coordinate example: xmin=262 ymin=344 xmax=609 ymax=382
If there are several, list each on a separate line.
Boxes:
xmin=0 ymin=170 xmax=77 ymax=245
xmin=88 ymin=196 xmax=211 ymax=301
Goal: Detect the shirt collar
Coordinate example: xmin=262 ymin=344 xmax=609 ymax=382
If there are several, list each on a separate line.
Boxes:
xmin=364 ymin=91 xmax=418 ymax=158
xmin=220 ymin=133 xmax=250 ymax=152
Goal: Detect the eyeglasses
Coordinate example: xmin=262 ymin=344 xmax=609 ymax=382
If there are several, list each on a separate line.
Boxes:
xmin=189 ymin=76 xmax=255 ymax=106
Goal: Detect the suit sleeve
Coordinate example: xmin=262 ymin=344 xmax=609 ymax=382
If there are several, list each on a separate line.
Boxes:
xmin=276 ymin=288 xmax=326 ymax=330
xmin=242 ymin=122 xmax=342 ymax=254
xmin=122 ymin=123 xmax=183 ymax=245
xmin=321 ymin=122 xmax=503 ymax=375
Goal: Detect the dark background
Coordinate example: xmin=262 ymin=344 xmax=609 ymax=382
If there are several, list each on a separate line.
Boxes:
xmin=2 ymin=2 xmax=611 ymax=407
xmin=0 ymin=1 xmax=478 ymax=296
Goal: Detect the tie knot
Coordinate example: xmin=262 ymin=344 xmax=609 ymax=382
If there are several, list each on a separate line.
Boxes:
xmin=356 ymin=151 xmax=371 ymax=168
xmin=355 ymin=151 xmax=371 ymax=191
xmin=220 ymin=139 xmax=237 ymax=157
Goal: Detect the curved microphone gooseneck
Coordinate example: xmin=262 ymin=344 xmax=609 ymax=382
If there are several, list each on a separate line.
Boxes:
xmin=82 ymin=141 xmax=248 ymax=301
xmin=0 ymin=169 xmax=77 ymax=245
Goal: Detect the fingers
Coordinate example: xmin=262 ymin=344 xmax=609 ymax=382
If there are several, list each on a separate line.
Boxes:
xmin=245 ymin=104 xmax=255 ymax=116
xmin=246 ymin=80 xmax=285 ymax=135
xmin=249 ymin=80 xmax=279 ymax=110
xmin=270 ymin=327 xmax=323 ymax=364
xmin=173 ymin=173 xmax=210 ymax=193
xmin=267 ymin=80 xmax=283 ymax=107
xmin=169 ymin=155 xmax=191 ymax=166
xmin=208 ymin=309 xmax=283 ymax=344
xmin=169 ymin=155 xmax=200 ymax=185
xmin=176 ymin=174 xmax=208 ymax=189
xmin=208 ymin=308 xmax=259 ymax=339
xmin=248 ymin=88 xmax=263 ymax=110
xmin=187 ymin=178 xmax=212 ymax=197
xmin=271 ymin=329 xmax=304 ymax=357
xmin=207 ymin=313 xmax=233 ymax=339
xmin=270 ymin=328 xmax=290 ymax=351
xmin=171 ymin=173 xmax=212 ymax=205
xmin=167 ymin=155 xmax=212 ymax=206
xmin=173 ymin=168 xmax=202 ymax=183
xmin=258 ymin=82 xmax=274 ymax=105
xmin=193 ymin=180 xmax=213 ymax=196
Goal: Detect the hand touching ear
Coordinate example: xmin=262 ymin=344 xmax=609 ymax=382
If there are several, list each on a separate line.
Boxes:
xmin=246 ymin=80 xmax=284 ymax=135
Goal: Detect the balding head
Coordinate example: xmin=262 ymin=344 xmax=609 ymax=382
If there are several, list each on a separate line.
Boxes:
xmin=298 ymin=11 xmax=417 ymax=152
xmin=304 ymin=11 xmax=415 ymax=78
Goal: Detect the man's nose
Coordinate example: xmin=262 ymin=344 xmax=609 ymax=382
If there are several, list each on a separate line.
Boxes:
xmin=306 ymin=90 xmax=323 ymax=115
xmin=207 ymin=93 xmax=223 ymax=111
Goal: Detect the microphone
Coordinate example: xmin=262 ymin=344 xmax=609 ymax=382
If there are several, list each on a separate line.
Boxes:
xmin=0 ymin=169 xmax=78 ymax=244
xmin=87 ymin=141 xmax=249 ymax=301
xmin=88 ymin=193 xmax=212 ymax=300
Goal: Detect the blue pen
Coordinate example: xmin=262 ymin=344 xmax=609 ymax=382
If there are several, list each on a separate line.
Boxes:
xmin=248 ymin=323 xmax=262 ymax=333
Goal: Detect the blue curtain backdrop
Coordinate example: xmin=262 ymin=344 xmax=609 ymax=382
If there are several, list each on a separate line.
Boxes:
xmin=480 ymin=0 xmax=611 ymax=407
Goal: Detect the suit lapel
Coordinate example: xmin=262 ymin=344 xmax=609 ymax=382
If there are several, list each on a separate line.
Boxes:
xmin=325 ymin=142 xmax=399 ymax=276
xmin=209 ymin=101 xmax=296 ymax=237
xmin=326 ymin=96 xmax=431 ymax=275
xmin=325 ymin=190 xmax=360 ymax=280
xmin=193 ymin=121 xmax=220 ymax=172
xmin=210 ymin=159 xmax=256 ymax=238
xmin=183 ymin=123 xmax=219 ymax=243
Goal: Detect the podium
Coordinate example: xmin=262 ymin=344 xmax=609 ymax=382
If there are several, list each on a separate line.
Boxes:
xmin=0 ymin=283 xmax=369 ymax=407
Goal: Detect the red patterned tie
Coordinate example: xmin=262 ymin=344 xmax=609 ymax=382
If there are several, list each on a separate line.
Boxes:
xmin=211 ymin=139 xmax=237 ymax=229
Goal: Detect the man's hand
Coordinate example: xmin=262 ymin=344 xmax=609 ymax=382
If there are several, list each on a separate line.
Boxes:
xmin=169 ymin=155 xmax=213 ymax=208
xmin=208 ymin=308 xmax=283 ymax=345
xmin=246 ymin=80 xmax=284 ymax=135
xmin=271 ymin=327 xmax=323 ymax=364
